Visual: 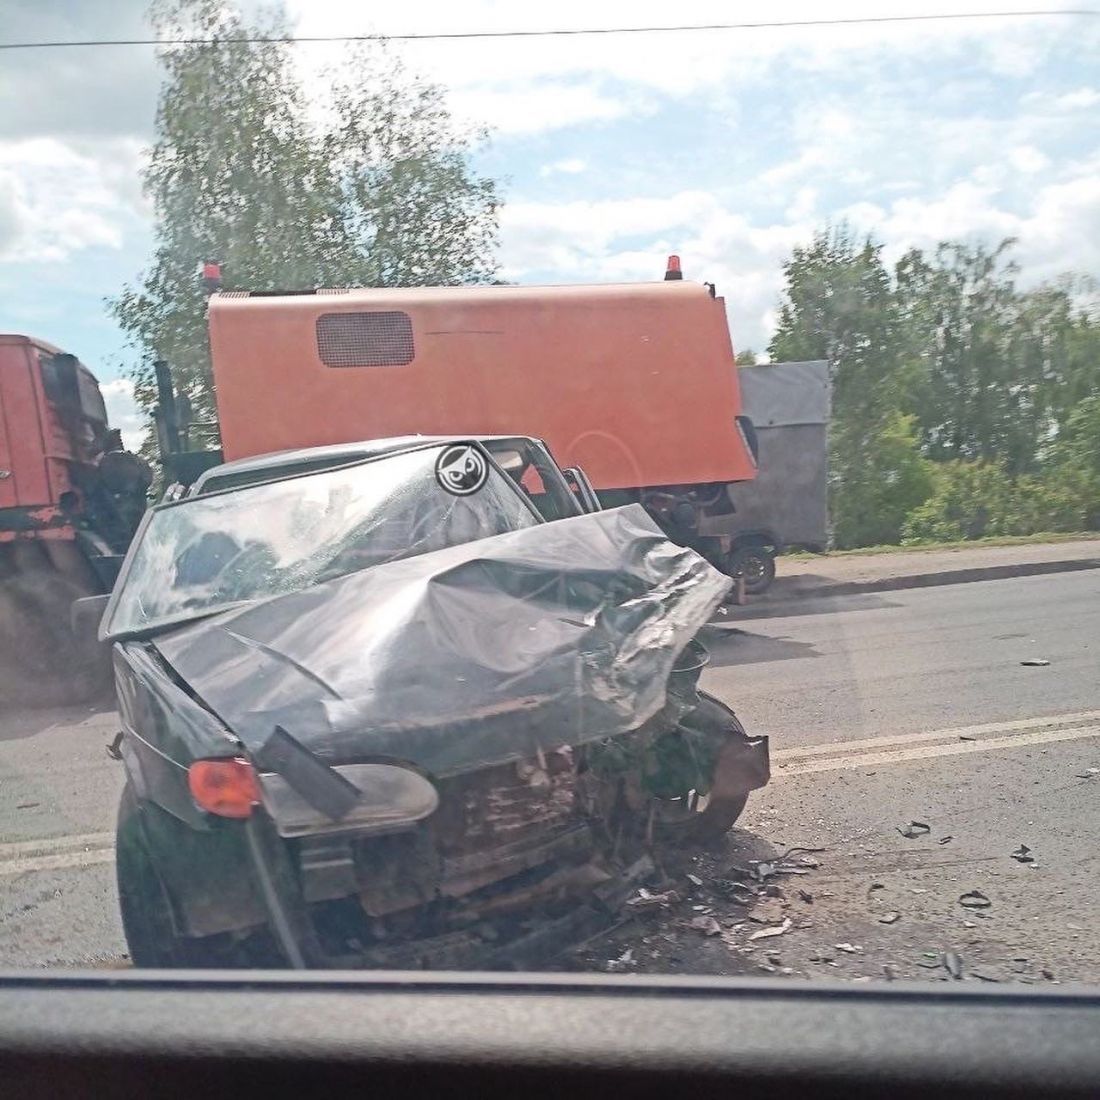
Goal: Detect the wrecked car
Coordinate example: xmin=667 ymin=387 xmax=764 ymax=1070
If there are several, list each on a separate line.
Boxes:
xmin=99 ymin=437 xmax=770 ymax=968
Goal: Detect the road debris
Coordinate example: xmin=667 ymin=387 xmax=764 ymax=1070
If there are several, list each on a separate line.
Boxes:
xmin=712 ymin=879 xmax=759 ymax=905
xmin=749 ymin=899 xmax=786 ymax=924
xmin=1042 ymin=968 xmax=1055 ymax=981
xmin=747 ymin=860 xmax=810 ymax=881
xmin=883 ymin=964 xmax=898 ymax=981
xmin=959 ymin=889 xmax=992 ymax=910
xmin=627 ymin=888 xmax=680 ymax=910
xmin=1020 ymin=658 xmax=1050 ymax=666
xmin=606 ymin=948 xmax=634 ymax=971
xmin=939 ymin=835 xmax=953 ymax=845
xmin=878 ymin=912 xmax=901 ymax=925
xmin=958 ymin=734 xmax=977 ymax=741
xmin=748 ymin=917 xmax=792 ymax=941
xmin=798 ymin=889 xmax=814 ymax=904
xmin=943 ymin=951 xmax=964 ymax=980
xmin=686 ymin=873 xmax=704 ymax=887
xmin=774 ymin=845 xmax=827 ymax=861
xmin=1011 ymin=845 xmax=1035 ymax=863
xmin=897 ymin=820 xmax=931 ymax=839
xmin=689 ymin=915 xmax=723 ymax=937
xmin=1075 ymin=767 xmax=1099 ymax=779
xmin=834 ymin=942 xmax=861 ymax=954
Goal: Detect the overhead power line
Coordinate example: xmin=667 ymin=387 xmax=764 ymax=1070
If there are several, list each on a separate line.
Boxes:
xmin=0 ymin=9 xmax=1096 ymax=52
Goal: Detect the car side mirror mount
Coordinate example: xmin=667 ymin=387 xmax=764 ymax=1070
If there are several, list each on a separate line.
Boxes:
xmin=562 ymin=467 xmax=601 ymax=513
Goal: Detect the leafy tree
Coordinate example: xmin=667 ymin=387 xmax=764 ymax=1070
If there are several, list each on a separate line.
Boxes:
xmin=1047 ymin=280 xmax=1100 ymax=424
xmin=769 ymin=225 xmax=925 ymax=547
xmin=323 ymin=51 xmax=499 ymax=288
xmin=896 ymin=239 xmax=1059 ymax=474
xmin=901 ymin=460 xmax=1085 ymax=543
xmin=1049 ymin=394 xmax=1100 ymax=527
xmin=772 ymin=226 xmax=1099 ymax=546
xmin=735 ymin=348 xmax=758 ymax=366
xmin=834 ymin=412 xmax=935 ymax=548
xmin=110 ymin=0 xmax=500 ymax=439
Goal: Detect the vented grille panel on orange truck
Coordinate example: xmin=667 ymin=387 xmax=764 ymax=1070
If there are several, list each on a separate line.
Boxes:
xmin=316 ymin=312 xmax=415 ymax=368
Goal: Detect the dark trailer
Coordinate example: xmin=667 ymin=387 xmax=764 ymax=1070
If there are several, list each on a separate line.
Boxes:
xmin=707 ymin=360 xmax=831 ymax=593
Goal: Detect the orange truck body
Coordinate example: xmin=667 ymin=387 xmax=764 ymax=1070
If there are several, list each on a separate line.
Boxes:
xmin=0 ymin=335 xmax=102 ymax=543
xmin=207 ymin=280 xmax=757 ymax=492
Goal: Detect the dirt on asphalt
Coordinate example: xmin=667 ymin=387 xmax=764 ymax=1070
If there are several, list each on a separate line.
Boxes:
xmin=568 ymin=727 xmax=1100 ymax=986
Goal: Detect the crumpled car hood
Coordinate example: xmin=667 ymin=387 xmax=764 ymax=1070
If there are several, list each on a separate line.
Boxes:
xmin=153 ymin=505 xmax=730 ymax=778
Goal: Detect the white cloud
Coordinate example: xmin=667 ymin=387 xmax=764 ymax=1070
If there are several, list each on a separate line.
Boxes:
xmin=450 ymin=81 xmax=643 ymax=135
xmin=785 ymin=186 xmax=818 ymax=222
xmin=1021 ymin=171 xmax=1100 ymax=279
xmin=498 ymin=133 xmax=1100 ymax=354
xmin=540 ymin=158 xmax=588 ymax=177
xmin=840 ymin=182 xmax=1020 ymax=253
xmin=1053 ymin=87 xmax=1100 ymax=110
xmin=99 ymin=377 xmax=146 ymax=452
xmin=289 ymin=0 xmax=1092 ymax=134
xmin=500 ymin=190 xmax=814 ymax=350
xmin=834 ymin=167 xmax=1100 ymax=284
xmin=1008 ymin=145 xmax=1050 ymax=174
xmin=0 ymin=138 xmax=145 ymax=263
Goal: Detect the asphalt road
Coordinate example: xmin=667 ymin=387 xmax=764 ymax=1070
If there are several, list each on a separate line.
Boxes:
xmin=701 ymin=568 xmax=1100 ymax=742
xmin=1 ymin=570 xmax=1097 ymax=976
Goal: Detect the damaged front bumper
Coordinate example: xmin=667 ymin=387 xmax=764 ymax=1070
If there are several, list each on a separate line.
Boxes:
xmin=237 ymin=728 xmax=771 ymax=971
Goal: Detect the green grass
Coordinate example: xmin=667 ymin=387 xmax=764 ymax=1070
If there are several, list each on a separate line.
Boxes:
xmin=784 ymin=531 xmax=1100 ymax=560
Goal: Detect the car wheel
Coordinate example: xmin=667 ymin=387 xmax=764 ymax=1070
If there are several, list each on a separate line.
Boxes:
xmin=116 ymin=783 xmax=208 ymax=968
xmin=729 ymin=545 xmax=776 ymax=595
xmin=652 ymin=696 xmax=752 ymax=844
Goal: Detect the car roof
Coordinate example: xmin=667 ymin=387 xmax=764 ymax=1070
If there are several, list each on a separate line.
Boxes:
xmin=191 ymin=435 xmax=534 ymax=494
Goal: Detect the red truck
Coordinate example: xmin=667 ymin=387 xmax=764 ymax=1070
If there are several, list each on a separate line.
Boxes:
xmin=0 ymin=335 xmax=148 ymax=705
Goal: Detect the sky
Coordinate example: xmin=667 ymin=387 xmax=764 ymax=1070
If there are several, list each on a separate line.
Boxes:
xmin=1 ymin=1 xmax=1098 ymax=447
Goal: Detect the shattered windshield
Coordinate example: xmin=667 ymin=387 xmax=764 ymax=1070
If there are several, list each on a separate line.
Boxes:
xmin=104 ymin=445 xmax=538 ymax=637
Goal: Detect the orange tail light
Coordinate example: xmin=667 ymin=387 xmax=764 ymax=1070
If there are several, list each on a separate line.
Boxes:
xmin=188 ymin=758 xmax=261 ymax=819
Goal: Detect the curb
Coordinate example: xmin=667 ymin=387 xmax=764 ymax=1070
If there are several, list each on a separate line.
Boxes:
xmin=763 ymin=556 xmax=1100 ymax=603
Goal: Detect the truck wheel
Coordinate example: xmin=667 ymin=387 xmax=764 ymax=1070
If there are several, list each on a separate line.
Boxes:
xmin=729 ymin=545 xmax=776 ymax=595
xmin=0 ymin=562 xmax=110 ymax=708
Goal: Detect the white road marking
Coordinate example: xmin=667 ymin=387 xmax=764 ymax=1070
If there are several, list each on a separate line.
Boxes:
xmin=2 ymin=712 xmax=1098 ymax=876
xmin=772 ymin=709 xmax=1100 ymax=762
xmin=0 ymin=832 xmax=114 ymax=858
xmin=0 ymin=831 xmax=115 ymax=877
xmin=775 ymin=719 xmax=1100 ymax=777
xmin=0 ymin=848 xmax=115 ymax=877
